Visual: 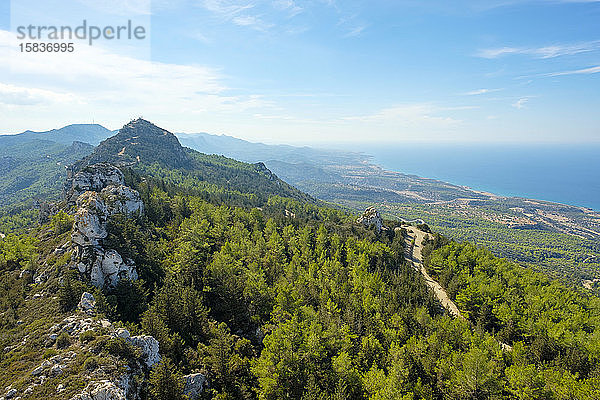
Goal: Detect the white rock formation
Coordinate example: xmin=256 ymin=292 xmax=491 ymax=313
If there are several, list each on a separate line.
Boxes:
xmin=65 ymin=163 xmax=125 ymax=203
xmin=68 ymin=164 xmax=143 ymax=288
xmin=70 ymin=380 xmax=126 ymax=400
xmin=115 ymin=328 xmax=130 ymax=340
xmin=183 ymin=373 xmax=207 ymax=400
xmin=127 ymin=335 xmax=160 ymax=368
xmin=78 ymin=292 xmax=96 ymax=313
xmin=72 ymin=193 xmax=107 ymax=247
xmin=101 ymin=185 xmax=144 ymax=215
xmin=356 ymin=206 xmax=387 ymax=233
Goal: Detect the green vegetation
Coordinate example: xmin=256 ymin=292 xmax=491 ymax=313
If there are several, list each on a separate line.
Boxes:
xmin=423 ymin=237 xmax=600 ymax=398
xmin=1 ymin=121 xmax=599 ymax=398
xmin=374 ymin=202 xmax=600 ymax=288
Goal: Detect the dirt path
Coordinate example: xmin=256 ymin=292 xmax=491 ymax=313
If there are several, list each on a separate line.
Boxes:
xmin=404 ymin=226 xmax=464 ymax=320
xmin=403 ymin=226 xmax=513 ymax=350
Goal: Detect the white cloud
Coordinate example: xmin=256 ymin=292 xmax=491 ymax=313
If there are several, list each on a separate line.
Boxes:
xmin=0 ymin=83 xmax=81 ymax=105
xmin=462 ymin=88 xmax=503 ymax=95
xmin=201 ymin=0 xmax=255 ymax=19
xmin=272 ymin=0 xmax=303 ymax=17
xmin=545 ymin=65 xmax=600 ymax=76
xmin=512 ymin=98 xmax=529 ymax=109
xmin=0 ymin=29 xmax=269 ymax=131
xmin=343 ymin=24 xmax=367 ymax=38
xmin=74 ymin=0 xmax=152 ymax=16
xmin=477 ymin=41 xmax=600 ymax=59
xmin=232 ymin=15 xmax=273 ymax=31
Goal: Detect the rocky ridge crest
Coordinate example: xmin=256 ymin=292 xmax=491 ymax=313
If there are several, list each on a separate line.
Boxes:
xmin=65 ymin=163 xmax=143 ymax=288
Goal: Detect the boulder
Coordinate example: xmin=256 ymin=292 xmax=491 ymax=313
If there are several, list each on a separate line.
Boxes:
xmin=183 ymin=373 xmax=207 ymax=400
xmin=127 ymin=335 xmax=160 ymax=368
xmin=101 ymin=185 xmax=144 ymax=215
xmin=70 ymin=380 xmax=126 ymax=400
xmin=50 ymin=364 xmax=63 ymax=376
xmin=78 ymin=292 xmax=96 ymax=313
xmin=72 ymin=194 xmax=107 ymax=247
xmin=5 ymin=388 xmax=17 ymax=399
xmin=69 ymin=164 xmax=143 ymax=289
xmin=115 ymin=328 xmax=130 ymax=340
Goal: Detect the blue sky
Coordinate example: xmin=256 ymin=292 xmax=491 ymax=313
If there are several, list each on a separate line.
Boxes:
xmin=0 ymin=0 xmax=599 ymax=144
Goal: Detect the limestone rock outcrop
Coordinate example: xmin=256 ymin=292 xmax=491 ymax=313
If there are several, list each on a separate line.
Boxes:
xmin=356 ymin=206 xmax=387 ymax=233
xmin=127 ymin=335 xmax=160 ymax=368
xmin=65 ymin=163 xmax=125 ymax=204
xmin=183 ymin=373 xmax=207 ymax=400
xmin=70 ymin=380 xmax=126 ymax=400
xmin=68 ymin=163 xmax=143 ymax=288
xmin=78 ymin=292 xmax=96 ymax=314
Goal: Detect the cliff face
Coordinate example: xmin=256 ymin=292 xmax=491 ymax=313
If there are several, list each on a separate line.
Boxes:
xmin=66 ymin=163 xmax=143 ymax=288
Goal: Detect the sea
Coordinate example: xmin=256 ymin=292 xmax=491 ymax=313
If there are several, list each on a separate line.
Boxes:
xmin=336 ymin=143 xmax=600 ymax=211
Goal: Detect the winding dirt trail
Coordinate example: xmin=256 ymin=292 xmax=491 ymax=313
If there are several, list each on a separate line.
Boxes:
xmin=404 ymin=226 xmax=464 ymax=320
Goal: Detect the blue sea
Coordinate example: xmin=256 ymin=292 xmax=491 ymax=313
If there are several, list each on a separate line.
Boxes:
xmin=335 ymin=143 xmax=600 ymax=211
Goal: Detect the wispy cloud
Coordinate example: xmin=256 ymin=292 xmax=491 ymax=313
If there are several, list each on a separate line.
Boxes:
xmin=74 ymin=0 xmax=152 ymax=16
xmin=232 ymin=15 xmax=273 ymax=31
xmin=0 ymin=83 xmax=81 ymax=106
xmin=462 ymin=88 xmax=503 ymax=96
xmin=477 ymin=40 xmax=600 ymax=59
xmin=512 ymin=98 xmax=529 ymax=109
xmin=343 ymin=24 xmax=367 ymax=38
xmin=272 ymin=0 xmax=303 ymax=17
xmin=544 ymin=65 xmax=600 ymax=76
xmin=200 ymin=0 xmax=302 ymax=32
xmin=201 ymin=0 xmax=255 ymax=19
xmin=0 ymin=29 xmax=268 ymax=126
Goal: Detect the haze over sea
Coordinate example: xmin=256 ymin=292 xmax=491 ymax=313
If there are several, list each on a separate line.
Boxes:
xmin=338 ymin=143 xmax=600 ymax=211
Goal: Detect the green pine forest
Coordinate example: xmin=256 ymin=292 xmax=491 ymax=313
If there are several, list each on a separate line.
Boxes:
xmin=2 ymin=157 xmax=600 ymax=399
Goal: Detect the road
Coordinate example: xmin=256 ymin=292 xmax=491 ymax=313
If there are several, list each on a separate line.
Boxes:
xmin=404 ymin=226 xmax=464 ymax=320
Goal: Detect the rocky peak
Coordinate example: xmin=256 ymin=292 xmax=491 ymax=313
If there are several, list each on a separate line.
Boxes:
xmin=73 ymin=119 xmax=192 ymax=170
xmin=357 ymin=206 xmax=387 ymax=233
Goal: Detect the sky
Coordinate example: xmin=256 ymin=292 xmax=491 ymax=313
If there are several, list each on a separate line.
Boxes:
xmin=0 ymin=0 xmax=599 ymax=144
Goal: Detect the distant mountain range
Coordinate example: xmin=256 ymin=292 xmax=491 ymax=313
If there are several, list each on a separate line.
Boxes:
xmin=0 ymin=124 xmax=114 ymax=147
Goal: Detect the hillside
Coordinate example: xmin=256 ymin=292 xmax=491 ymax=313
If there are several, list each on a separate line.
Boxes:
xmin=73 ymin=119 xmax=311 ymax=205
xmin=0 ymin=140 xmax=94 ymax=221
xmin=74 ymin=119 xmax=191 ymax=170
xmin=2 ymin=122 xmax=598 ymax=287
xmin=1 ymin=131 xmax=599 ymax=398
xmin=177 ymin=132 xmax=600 ymax=289
xmin=0 ymin=123 xmax=112 ymax=220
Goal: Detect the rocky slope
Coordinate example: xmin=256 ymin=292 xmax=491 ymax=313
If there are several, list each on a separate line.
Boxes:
xmin=0 ymin=162 xmax=206 ymax=400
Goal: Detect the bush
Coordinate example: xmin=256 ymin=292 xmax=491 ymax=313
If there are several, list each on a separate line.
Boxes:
xmin=80 ymin=330 xmax=97 ymax=344
xmin=104 ymin=338 xmax=141 ymax=360
xmin=58 ymin=271 xmax=86 ymax=312
xmin=43 ymin=349 xmax=59 ymax=359
xmin=149 ymin=357 xmax=185 ymax=400
xmin=50 ymin=211 xmax=74 ymax=235
xmin=83 ymin=356 xmax=99 ymax=371
xmin=56 ymin=332 xmax=72 ymax=349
